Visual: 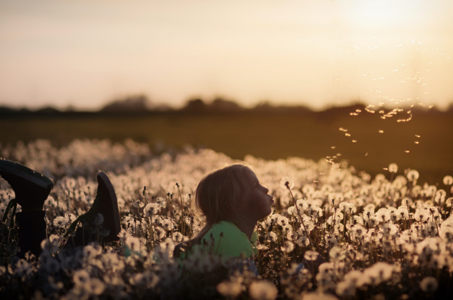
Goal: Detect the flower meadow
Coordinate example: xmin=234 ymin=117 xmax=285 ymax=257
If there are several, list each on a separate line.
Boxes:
xmin=1 ymin=139 xmax=453 ymax=300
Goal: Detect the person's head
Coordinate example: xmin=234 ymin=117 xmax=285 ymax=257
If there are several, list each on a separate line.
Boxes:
xmin=195 ymin=164 xmax=274 ymax=228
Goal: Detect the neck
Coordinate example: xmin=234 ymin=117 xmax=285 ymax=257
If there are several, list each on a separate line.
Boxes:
xmin=228 ymin=216 xmax=257 ymax=240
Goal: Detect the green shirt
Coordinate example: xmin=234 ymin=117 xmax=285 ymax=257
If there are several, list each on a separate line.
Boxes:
xmin=187 ymin=221 xmax=258 ymax=259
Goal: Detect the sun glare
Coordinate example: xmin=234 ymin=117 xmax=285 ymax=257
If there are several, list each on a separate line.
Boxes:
xmin=344 ymin=0 xmax=424 ymax=30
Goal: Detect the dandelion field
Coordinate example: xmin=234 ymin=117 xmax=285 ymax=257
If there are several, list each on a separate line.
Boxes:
xmin=0 ymin=139 xmax=452 ymax=299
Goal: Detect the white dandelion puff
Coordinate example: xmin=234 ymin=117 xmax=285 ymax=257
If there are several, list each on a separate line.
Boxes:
xmin=217 ymin=281 xmax=242 ymax=298
xmin=420 ymin=277 xmax=438 ymax=293
xmin=443 ymin=175 xmax=453 ymax=185
xmin=280 ymin=177 xmax=294 ymax=190
xmin=281 ymin=241 xmax=295 ymax=253
xmin=249 ymin=280 xmax=278 ymax=300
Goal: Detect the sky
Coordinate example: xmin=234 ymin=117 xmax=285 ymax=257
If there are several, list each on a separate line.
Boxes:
xmin=1 ymin=0 xmax=453 ymax=111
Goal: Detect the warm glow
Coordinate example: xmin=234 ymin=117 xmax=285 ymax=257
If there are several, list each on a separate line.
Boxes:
xmin=0 ymin=0 xmax=452 ymax=110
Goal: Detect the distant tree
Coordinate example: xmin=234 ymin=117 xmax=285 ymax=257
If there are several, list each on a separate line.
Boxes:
xmin=210 ymin=98 xmax=243 ymax=111
xmin=100 ymin=95 xmax=151 ymax=113
xmin=35 ymin=106 xmax=61 ymax=114
xmin=252 ymin=101 xmax=312 ymax=114
xmin=182 ymin=97 xmax=243 ymax=113
xmin=0 ymin=106 xmax=18 ymax=114
xmin=182 ymin=98 xmax=208 ymax=112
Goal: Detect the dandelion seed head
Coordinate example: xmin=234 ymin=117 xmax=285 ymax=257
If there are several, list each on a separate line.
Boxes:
xmin=281 ymin=241 xmax=295 ymax=253
xmin=217 ymin=281 xmax=242 ymax=298
xmin=249 ymin=280 xmax=278 ymax=300
xmin=389 ymin=163 xmax=398 ymax=173
xmin=73 ymin=269 xmax=90 ymax=286
xmin=443 ymin=175 xmax=453 ymax=185
xmin=280 ymin=177 xmax=294 ymax=190
xmin=420 ymin=277 xmax=438 ymax=292
xmin=53 ymin=216 xmax=67 ymax=228
xmin=302 ymin=292 xmax=339 ymax=300
xmin=84 ymin=278 xmax=106 ymax=295
xmin=304 ymin=250 xmax=321 ymax=261
xmin=407 ymin=170 xmax=419 ymax=181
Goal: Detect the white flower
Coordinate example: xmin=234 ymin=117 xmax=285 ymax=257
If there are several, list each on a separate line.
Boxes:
xmin=339 ymin=202 xmax=357 ymax=215
xmin=41 ymin=235 xmax=60 ymax=254
xmin=286 ymin=230 xmax=297 ymax=241
xmin=443 ymin=175 xmax=453 ymax=185
xmin=276 ymin=215 xmax=290 ymax=227
xmin=389 ymin=163 xmax=398 ymax=173
xmin=375 ymin=208 xmax=390 ymax=223
xmin=336 ymin=281 xmax=356 ymax=297
xmin=295 ymin=235 xmax=310 ymax=247
xmin=125 ymin=236 xmax=141 ymax=252
xmin=265 ymin=231 xmax=278 ymax=243
xmin=159 ymin=237 xmax=175 ymax=254
xmin=144 ymin=203 xmax=161 ymax=217
xmin=161 ymin=218 xmax=174 ymax=231
xmin=344 ymin=270 xmax=365 ymax=287
xmin=280 ymin=177 xmax=294 ymax=190
xmin=420 ymin=277 xmax=438 ymax=292
xmin=84 ymin=278 xmax=105 ymax=295
xmin=414 ymin=208 xmax=429 ymax=222
xmin=73 ymin=269 xmax=90 ymax=286
xmin=363 ymin=262 xmax=393 ymax=286
xmin=434 ymin=190 xmax=447 ymax=205
xmin=304 ymin=250 xmax=320 ymax=261
xmin=302 ymin=292 xmax=338 ymax=300
xmin=65 ymin=212 xmax=77 ymax=224
xmin=83 ymin=244 xmax=101 ymax=260
xmin=281 ymin=241 xmax=295 ymax=253
xmin=249 ymin=280 xmax=278 ymax=300
xmin=53 ymin=216 xmax=67 ymax=228
xmin=407 ymin=170 xmax=419 ymax=181
xmin=217 ymin=281 xmax=242 ymax=298
xmin=397 ymin=206 xmax=409 ymax=220
xmin=172 ymin=231 xmax=187 ymax=244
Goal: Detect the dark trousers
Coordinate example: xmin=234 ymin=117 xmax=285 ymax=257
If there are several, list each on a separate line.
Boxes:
xmin=16 ymin=211 xmax=47 ymax=259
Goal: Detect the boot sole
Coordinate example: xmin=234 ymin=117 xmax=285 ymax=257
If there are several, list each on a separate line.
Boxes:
xmin=0 ymin=159 xmax=53 ymax=190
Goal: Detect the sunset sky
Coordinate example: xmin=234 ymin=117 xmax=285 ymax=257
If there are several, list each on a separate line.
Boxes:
xmin=1 ymin=0 xmax=452 ymax=110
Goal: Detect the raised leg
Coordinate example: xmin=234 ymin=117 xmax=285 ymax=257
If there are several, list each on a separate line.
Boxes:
xmin=0 ymin=159 xmax=53 ymax=258
xmin=64 ymin=171 xmax=121 ymax=248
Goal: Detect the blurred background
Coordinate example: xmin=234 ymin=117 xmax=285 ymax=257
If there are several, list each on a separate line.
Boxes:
xmin=1 ymin=0 xmax=452 ymax=184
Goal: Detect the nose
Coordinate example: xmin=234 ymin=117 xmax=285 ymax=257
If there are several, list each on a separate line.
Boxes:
xmin=263 ymin=186 xmax=269 ymax=194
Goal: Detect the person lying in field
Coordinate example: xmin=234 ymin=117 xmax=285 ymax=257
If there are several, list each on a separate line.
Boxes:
xmin=0 ymin=160 xmax=322 ymax=273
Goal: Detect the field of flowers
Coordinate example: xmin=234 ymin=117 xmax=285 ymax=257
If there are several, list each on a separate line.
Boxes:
xmin=1 ymin=139 xmax=452 ymax=299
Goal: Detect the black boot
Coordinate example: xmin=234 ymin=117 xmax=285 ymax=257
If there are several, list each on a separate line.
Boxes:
xmin=0 ymin=159 xmax=53 ymax=258
xmin=65 ymin=171 xmax=120 ymax=247
xmin=0 ymin=159 xmax=53 ymax=211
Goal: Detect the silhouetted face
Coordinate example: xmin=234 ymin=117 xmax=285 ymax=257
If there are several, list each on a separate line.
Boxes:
xmin=243 ymin=168 xmax=274 ymax=221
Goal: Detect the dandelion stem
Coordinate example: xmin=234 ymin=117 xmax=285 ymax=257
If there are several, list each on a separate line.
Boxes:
xmin=216 ymin=232 xmax=223 ymax=254
xmin=176 ymin=183 xmax=185 ymax=235
xmin=331 ymin=206 xmax=337 ymax=235
xmin=285 ymin=182 xmax=315 ymax=251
